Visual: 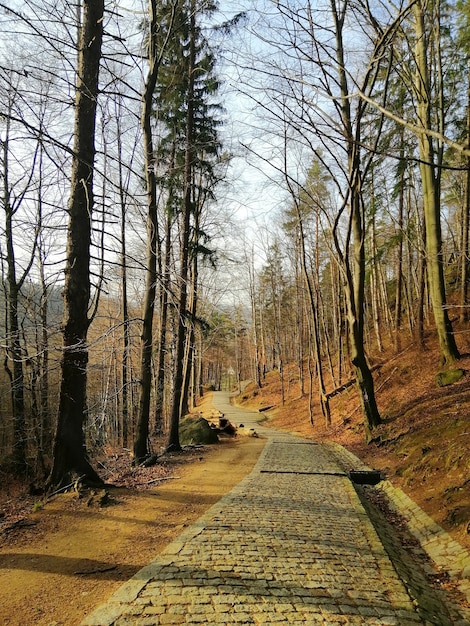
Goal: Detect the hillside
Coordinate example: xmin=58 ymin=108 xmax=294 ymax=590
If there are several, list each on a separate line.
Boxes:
xmin=234 ymin=335 xmax=470 ymax=553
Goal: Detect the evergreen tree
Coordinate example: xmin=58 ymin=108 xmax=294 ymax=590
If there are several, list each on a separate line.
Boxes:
xmin=134 ymin=0 xmax=226 ymax=458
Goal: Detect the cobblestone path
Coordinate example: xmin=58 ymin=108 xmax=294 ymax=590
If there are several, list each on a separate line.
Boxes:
xmin=81 ymin=393 xmax=465 ymax=625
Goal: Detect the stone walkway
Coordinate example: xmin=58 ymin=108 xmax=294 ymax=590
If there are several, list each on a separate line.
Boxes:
xmin=81 ymin=394 xmax=468 ymax=625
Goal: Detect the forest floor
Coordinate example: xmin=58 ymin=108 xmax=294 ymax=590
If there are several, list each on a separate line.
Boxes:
xmin=0 ymin=394 xmax=265 ymax=626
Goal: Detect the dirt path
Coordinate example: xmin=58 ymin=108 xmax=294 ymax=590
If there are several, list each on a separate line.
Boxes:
xmin=0 ymin=419 xmax=265 ymax=625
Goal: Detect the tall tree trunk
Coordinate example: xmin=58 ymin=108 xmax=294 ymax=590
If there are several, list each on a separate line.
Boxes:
xmin=347 ymin=191 xmax=382 ymax=434
xmin=120 ymin=191 xmax=130 ymax=449
xmin=331 ymin=0 xmax=381 ymax=435
xmin=297 ymin=208 xmax=330 ymax=422
xmin=247 ymin=249 xmax=262 ymax=388
xmin=294 ymin=253 xmax=305 ymax=397
xmin=38 ymin=237 xmax=50 ymax=457
xmin=413 ymin=1 xmax=459 ymax=364
xmin=394 ymin=145 xmax=405 ymax=352
xmin=370 ymin=204 xmax=383 ymax=353
xmin=134 ymin=0 xmax=164 ymax=462
xmin=416 ymin=225 xmax=427 ymax=349
xmin=460 ymin=83 xmax=470 ymax=324
xmin=2 ymin=119 xmax=27 ymax=472
xmin=48 ymin=0 xmax=104 ymax=488
xmin=166 ymin=0 xmax=196 ymax=452
xmin=114 ymin=104 xmax=131 ymax=448
xmin=35 ymin=138 xmax=51 ymax=460
xmin=154 ymin=210 xmax=172 ymax=435
xmin=181 ymin=222 xmax=199 ymax=416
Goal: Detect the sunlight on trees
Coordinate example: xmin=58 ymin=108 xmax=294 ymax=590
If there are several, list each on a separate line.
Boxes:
xmin=0 ymin=0 xmax=469 ymax=483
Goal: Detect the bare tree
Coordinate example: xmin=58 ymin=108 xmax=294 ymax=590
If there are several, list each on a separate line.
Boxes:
xmin=134 ymin=0 xmax=178 ymax=462
xmin=48 ymin=0 xmax=105 ymax=488
xmin=0 ymin=102 xmax=39 ymax=471
xmin=411 ymin=0 xmax=460 ymax=363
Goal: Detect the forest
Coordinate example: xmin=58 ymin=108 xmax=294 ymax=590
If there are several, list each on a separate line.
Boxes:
xmin=0 ymin=0 xmax=469 ymax=493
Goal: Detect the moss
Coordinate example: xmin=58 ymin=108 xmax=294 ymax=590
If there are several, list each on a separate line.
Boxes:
xmin=179 ymin=416 xmax=219 ymax=446
xmin=435 ymin=368 xmax=464 ymax=387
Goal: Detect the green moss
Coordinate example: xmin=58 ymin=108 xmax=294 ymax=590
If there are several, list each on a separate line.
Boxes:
xmin=435 ymin=368 xmax=464 ymax=387
xmin=179 ymin=416 xmax=219 ymax=446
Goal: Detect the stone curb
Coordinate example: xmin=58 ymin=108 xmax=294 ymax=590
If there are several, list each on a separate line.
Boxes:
xmin=329 ymin=442 xmax=470 ymax=615
xmin=379 ymin=480 xmax=470 ymax=605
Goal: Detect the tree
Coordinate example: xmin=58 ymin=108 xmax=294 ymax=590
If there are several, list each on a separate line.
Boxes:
xmin=250 ymin=0 xmax=384 ymax=434
xmin=166 ymin=0 xmax=198 ymax=452
xmin=0 ymin=93 xmax=39 ymax=471
xmin=134 ymin=0 xmax=169 ymax=463
xmin=0 ymin=55 xmax=64 ymax=472
xmin=48 ymin=0 xmax=105 ymax=488
xmin=411 ymin=0 xmax=460 ymax=363
xmin=283 ymin=157 xmax=332 ymax=423
xmin=164 ymin=0 xmax=225 ymax=451
xmin=456 ymin=0 xmax=470 ymax=323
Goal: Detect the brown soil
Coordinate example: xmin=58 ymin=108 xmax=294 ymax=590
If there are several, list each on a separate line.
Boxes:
xmin=0 ymin=396 xmax=265 ymax=626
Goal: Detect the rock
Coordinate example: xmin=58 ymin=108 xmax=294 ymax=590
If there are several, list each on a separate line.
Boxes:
xmin=179 ymin=416 xmax=219 ymax=445
xmin=435 ymin=368 xmax=465 ymax=387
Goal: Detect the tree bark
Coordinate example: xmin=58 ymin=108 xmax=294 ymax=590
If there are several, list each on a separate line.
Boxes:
xmin=413 ymin=1 xmax=459 ymax=364
xmin=394 ymin=138 xmax=405 ymax=352
xmin=134 ymin=0 xmax=163 ymax=462
xmin=2 ymin=118 xmax=27 ymax=472
xmin=459 ymin=82 xmax=470 ymax=324
xmin=297 ymin=205 xmax=330 ymax=423
xmin=48 ymin=0 xmax=104 ymax=488
xmin=331 ymin=0 xmax=382 ymax=433
xmin=154 ymin=209 xmax=172 ymax=435
xmin=166 ymin=0 xmax=196 ymax=452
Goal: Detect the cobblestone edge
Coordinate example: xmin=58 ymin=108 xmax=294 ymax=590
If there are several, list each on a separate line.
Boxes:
xmin=379 ymin=481 xmax=470 ymax=602
xmin=81 ymin=444 xmax=275 ymax=626
xmin=329 ymin=442 xmax=470 ymax=615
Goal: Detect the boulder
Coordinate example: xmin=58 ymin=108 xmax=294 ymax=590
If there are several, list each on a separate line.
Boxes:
xmin=179 ymin=416 xmax=219 ymax=445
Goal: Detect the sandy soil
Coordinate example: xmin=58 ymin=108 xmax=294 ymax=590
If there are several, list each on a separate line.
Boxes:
xmin=0 ymin=434 xmax=265 ymax=626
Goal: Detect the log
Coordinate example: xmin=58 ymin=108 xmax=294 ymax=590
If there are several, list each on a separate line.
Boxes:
xmin=325 ymin=378 xmax=356 ymax=401
xmin=325 ymin=364 xmax=382 ymax=401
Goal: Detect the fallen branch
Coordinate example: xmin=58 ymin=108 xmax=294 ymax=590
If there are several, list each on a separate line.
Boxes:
xmin=325 ymin=378 xmax=356 ymax=401
xmin=258 ymin=405 xmax=274 ymax=412
xmin=375 ymin=366 xmax=398 ymax=393
xmin=147 ymin=475 xmax=181 ymax=485
xmin=48 ymin=475 xmax=86 ymax=497
xmin=326 ymin=364 xmax=382 ymax=401
xmin=1 ymin=518 xmax=38 ymax=533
